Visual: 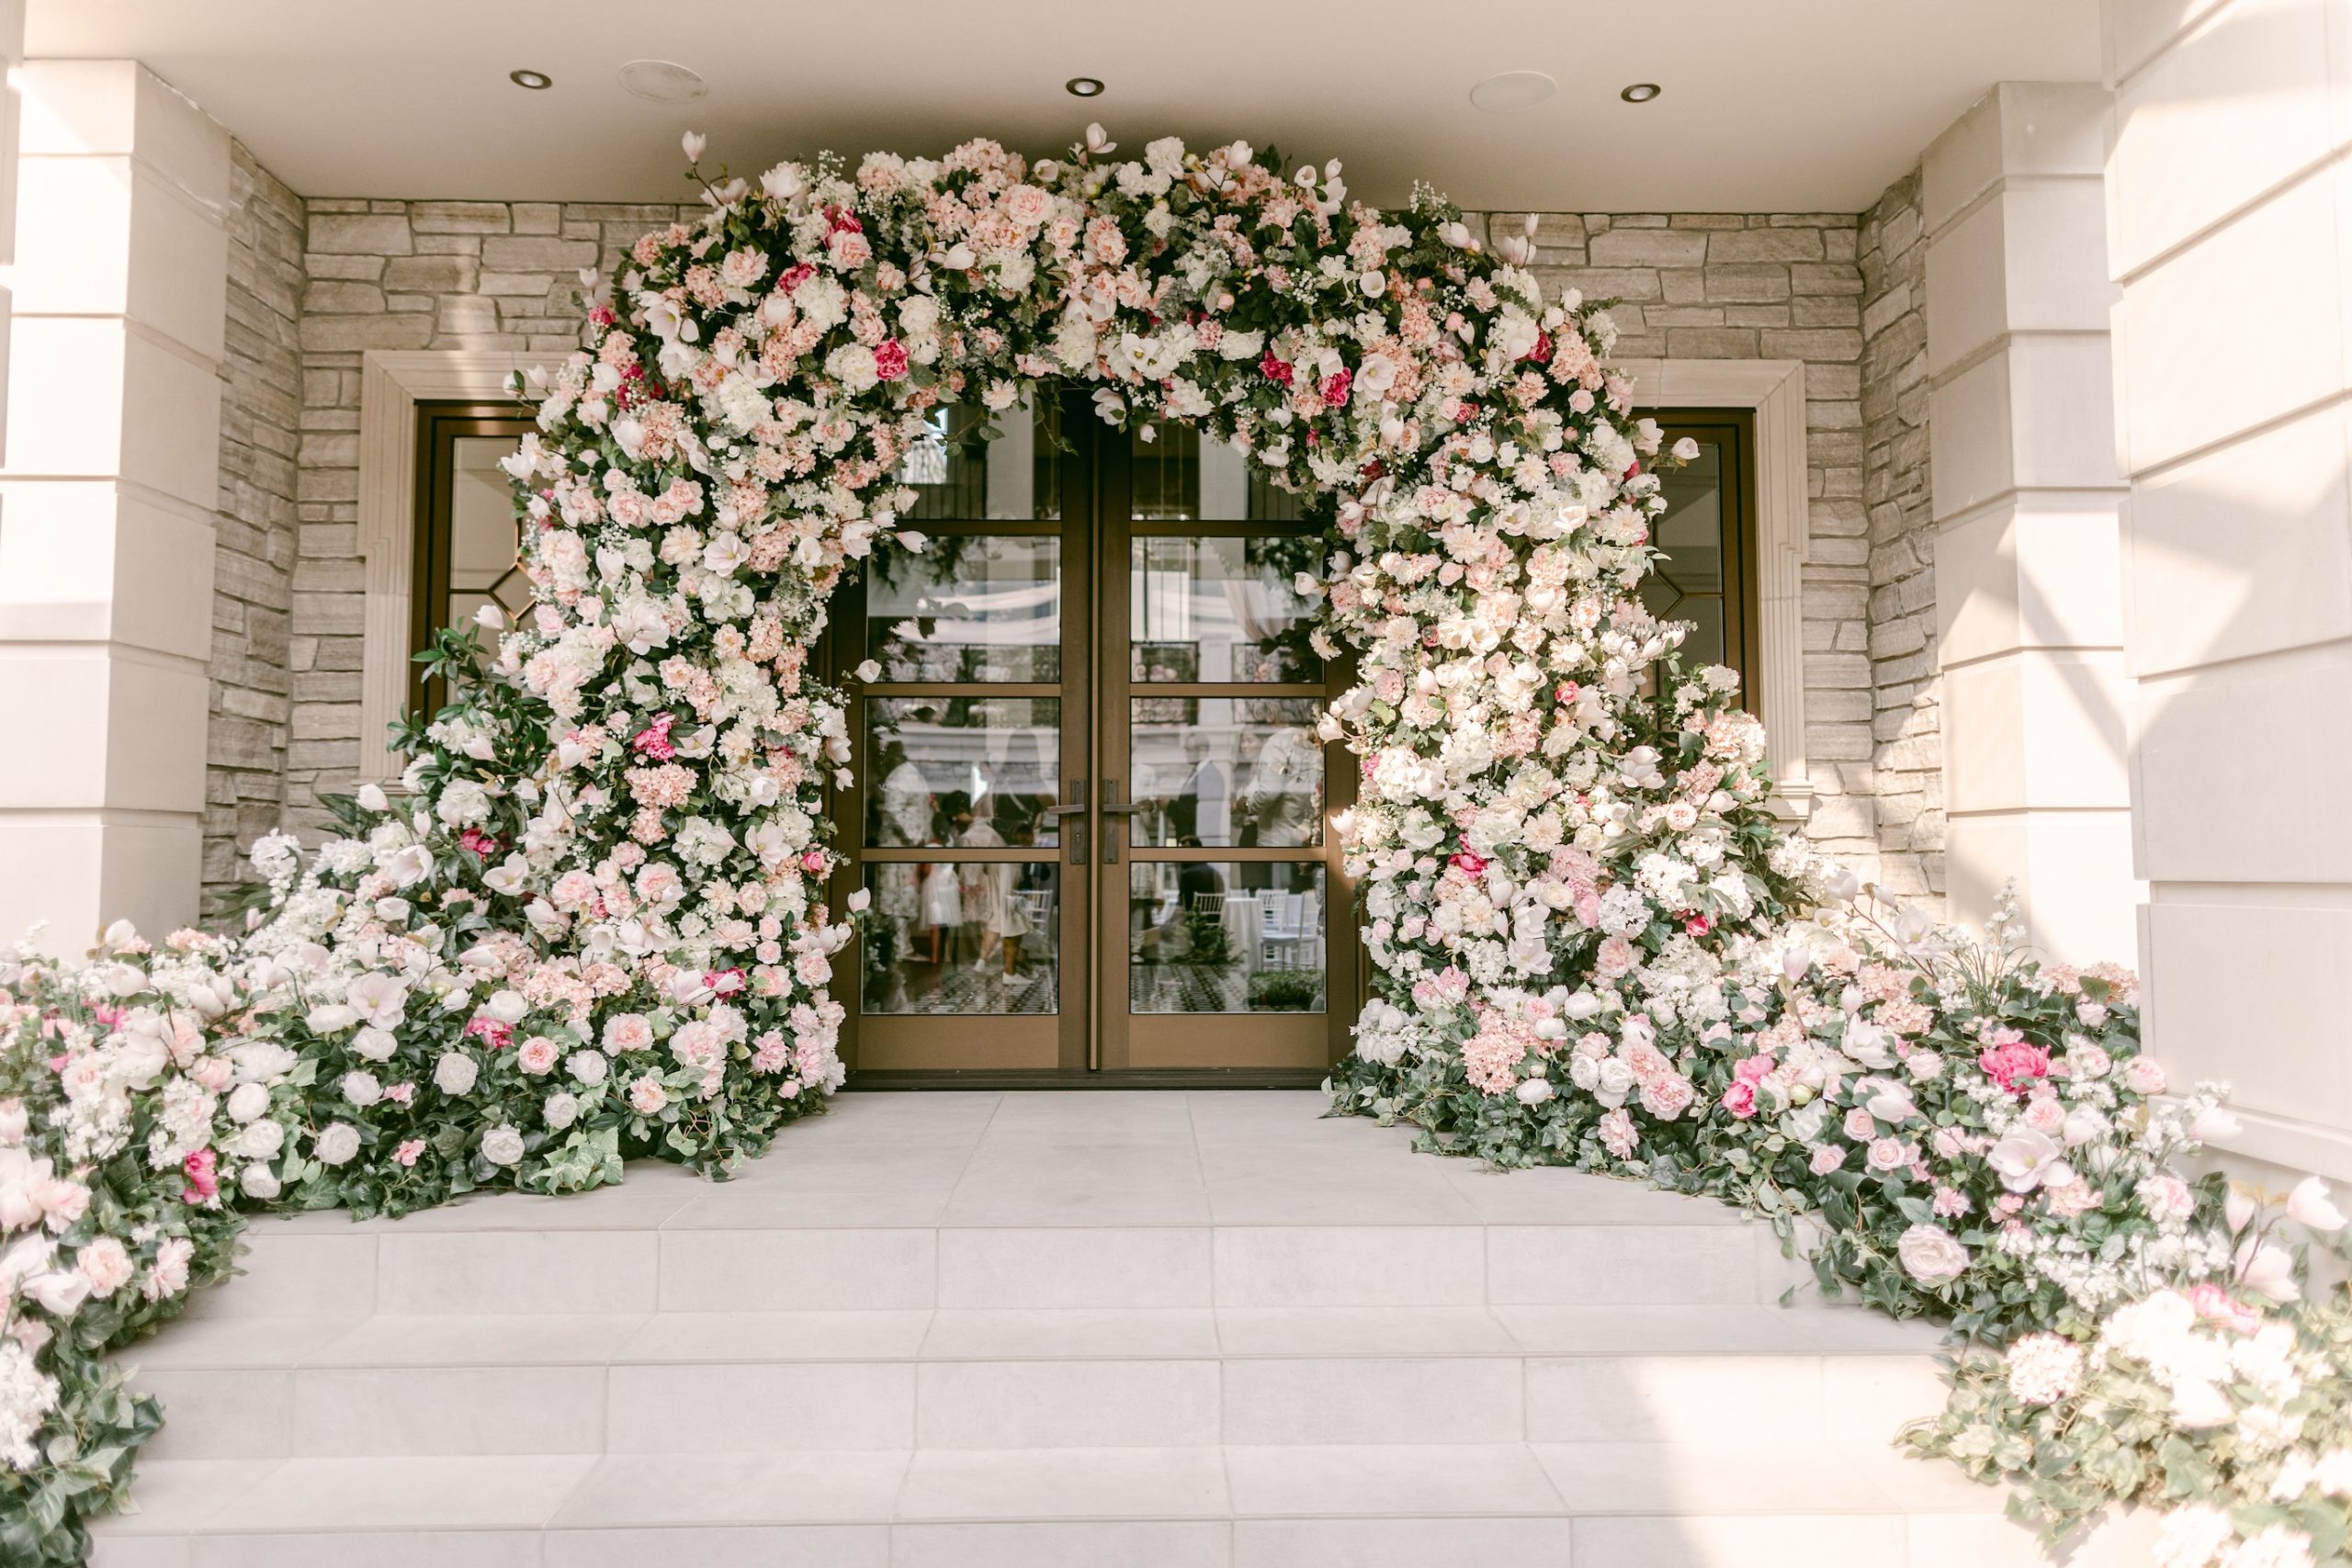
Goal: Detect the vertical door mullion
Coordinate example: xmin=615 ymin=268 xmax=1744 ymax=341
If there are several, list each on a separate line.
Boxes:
xmin=1095 ymin=411 xmax=1131 ymax=1071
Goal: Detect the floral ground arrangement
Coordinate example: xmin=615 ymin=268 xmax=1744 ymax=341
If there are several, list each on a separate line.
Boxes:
xmin=0 ymin=125 xmax=2344 ymax=1566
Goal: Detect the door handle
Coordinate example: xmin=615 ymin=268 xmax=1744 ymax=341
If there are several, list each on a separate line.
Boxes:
xmin=1100 ymin=778 xmax=1139 ymax=863
xmin=1040 ymin=780 xmax=1087 ymax=865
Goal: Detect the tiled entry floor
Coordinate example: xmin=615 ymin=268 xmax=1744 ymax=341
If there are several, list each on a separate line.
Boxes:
xmin=95 ymin=1092 xmax=2156 ymax=1567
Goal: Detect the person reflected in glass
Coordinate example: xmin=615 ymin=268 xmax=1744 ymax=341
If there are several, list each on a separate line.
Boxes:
xmin=1243 ymin=722 xmax=1320 ymax=848
xmin=872 ymin=739 xmax=933 ymax=980
xmin=948 ymin=793 xmax=1029 ymax=980
xmin=1170 ymin=735 xmax=1230 ymax=846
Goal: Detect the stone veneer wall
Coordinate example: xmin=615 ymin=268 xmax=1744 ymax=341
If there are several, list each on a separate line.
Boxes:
xmin=284 ymin=198 xmax=696 ymax=836
xmin=250 ymin=198 xmax=1938 ymax=887
xmin=1479 ymin=209 xmax=1895 ymax=876
xmin=1855 ymin=173 xmax=1942 ymax=900
xmin=203 ymin=143 xmax=306 ymax=908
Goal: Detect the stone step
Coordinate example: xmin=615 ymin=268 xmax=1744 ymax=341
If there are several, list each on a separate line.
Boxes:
xmin=124 ymin=1304 xmax=1947 ymax=1460
xmin=215 ymin=1213 xmax=1817 ymax=1317
xmin=95 ymin=1445 xmax=2159 ymax=1568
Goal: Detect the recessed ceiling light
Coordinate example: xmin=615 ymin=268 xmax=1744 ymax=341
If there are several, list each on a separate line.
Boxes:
xmin=1469 ymin=71 xmax=1556 ymax=114
xmin=1066 ymin=76 xmax=1105 ymax=97
xmin=508 ymin=69 xmax=553 ymax=91
xmin=1621 ymin=82 xmax=1663 ymax=103
xmin=617 ymin=59 xmax=708 ymax=103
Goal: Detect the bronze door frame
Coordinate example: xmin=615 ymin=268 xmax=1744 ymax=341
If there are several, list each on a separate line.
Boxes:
xmin=830 ymin=395 xmax=1356 ymax=1083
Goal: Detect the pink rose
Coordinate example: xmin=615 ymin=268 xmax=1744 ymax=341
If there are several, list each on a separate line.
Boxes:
xmin=2122 ymin=1056 xmax=2166 ymax=1096
xmin=1978 ymin=1039 xmax=2052 ymax=1094
xmin=180 ymin=1147 xmax=219 ymax=1204
xmin=518 ymin=1036 xmax=560 ymax=1076
xmin=628 ymin=1076 xmax=669 ymax=1115
xmin=1720 ymin=1081 xmax=1757 ymax=1119
xmin=1808 ymin=1145 xmax=1846 ymax=1175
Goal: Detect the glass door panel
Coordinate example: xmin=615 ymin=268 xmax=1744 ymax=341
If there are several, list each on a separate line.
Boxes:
xmin=834 ymin=396 xmax=1089 ymax=1072
xmin=1098 ymin=425 xmax=1353 ymax=1073
xmin=834 ymin=400 xmax=1354 ymax=1077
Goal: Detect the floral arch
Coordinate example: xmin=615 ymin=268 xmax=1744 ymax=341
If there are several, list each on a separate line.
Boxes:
xmin=1 ymin=128 xmax=2346 ymax=1566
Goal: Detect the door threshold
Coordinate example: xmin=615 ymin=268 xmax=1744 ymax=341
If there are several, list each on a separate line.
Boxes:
xmin=842 ymin=1068 xmax=1332 ymax=1092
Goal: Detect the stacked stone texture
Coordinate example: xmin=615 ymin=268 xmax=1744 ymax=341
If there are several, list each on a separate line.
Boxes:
xmin=1855 ymin=174 xmax=1942 ymax=898
xmin=204 ymin=144 xmax=307 ymax=908
xmin=285 ymin=198 xmax=696 ymax=833
xmin=1477 ymin=209 xmax=1888 ymax=873
xmin=245 ymin=197 xmax=1942 ymax=888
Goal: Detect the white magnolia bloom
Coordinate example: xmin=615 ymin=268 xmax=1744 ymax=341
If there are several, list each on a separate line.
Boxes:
xmin=2288 ymin=1176 xmax=2346 ymax=1234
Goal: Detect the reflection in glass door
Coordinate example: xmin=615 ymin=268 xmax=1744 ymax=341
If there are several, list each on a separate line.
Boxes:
xmin=1103 ymin=425 xmax=1354 ymax=1070
xmin=831 ymin=401 xmax=1353 ymax=1077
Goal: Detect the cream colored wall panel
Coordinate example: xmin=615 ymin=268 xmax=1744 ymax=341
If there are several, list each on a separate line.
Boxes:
xmin=1998 ymin=183 xmax=2119 ymax=331
xmin=0 ymin=819 xmax=105 ymax=951
xmin=1928 ymin=348 xmax=2016 ymax=515
xmin=1944 ymin=649 xmax=2132 ymax=813
xmin=11 ymin=152 xmax=130 ymax=315
xmin=1924 ymin=194 xmax=2008 ymax=374
xmin=3 ymin=315 xmax=125 ymax=477
xmin=1922 ymin=82 xmax=2110 ymax=234
xmin=2143 ymin=892 xmax=2352 ymax=1165
xmin=101 ymin=652 xmax=210 ymax=814
xmin=2110 ymin=0 xmax=2335 ymax=275
xmin=2113 ymin=171 xmax=2344 ymax=470
xmin=117 ymin=326 xmax=222 ymax=510
xmin=1931 ymin=336 xmax=2121 ymax=516
xmin=0 ymin=816 xmax=204 ymax=951
xmin=1938 ymin=497 xmax=2127 ymax=666
xmin=2122 ymin=400 xmax=2352 ymax=677
xmin=0 ymin=482 xmax=215 ymax=658
xmin=2007 ymin=333 xmax=2126 ymax=490
xmin=1923 ymin=89 xmax=2007 ymax=237
xmin=0 ymin=649 xmax=206 ymax=814
xmin=122 ymin=164 xmax=228 ymax=361
xmin=1947 ymin=809 xmax=2139 ymax=963
xmin=16 ymin=60 xmax=140 ymax=156
xmin=2104 ymin=0 xmax=2234 ymax=84
xmin=1927 ymin=187 xmax=2115 ymax=378
xmin=2132 ymin=639 xmax=2352 ymax=883
xmin=17 ymin=62 xmax=226 ymax=210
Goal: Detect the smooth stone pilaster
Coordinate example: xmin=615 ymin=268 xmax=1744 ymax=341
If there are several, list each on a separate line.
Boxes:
xmin=0 ymin=61 xmax=228 ymax=946
xmin=1922 ymin=82 xmax=2137 ymax=962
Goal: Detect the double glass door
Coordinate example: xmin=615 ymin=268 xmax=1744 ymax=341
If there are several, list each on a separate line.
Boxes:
xmin=831 ymin=398 xmax=1356 ymax=1077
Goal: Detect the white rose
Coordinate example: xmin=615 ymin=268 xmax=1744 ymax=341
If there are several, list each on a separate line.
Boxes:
xmin=486 ymin=989 xmax=528 ymax=1024
xmin=434 ymin=1053 xmax=480 ymax=1097
xmin=239 ymin=1164 xmax=282 ymax=1201
xmin=225 ymin=1082 xmax=271 ymax=1123
xmin=544 ymin=1091 xmax=580 ymax=1131
xmin=232 ymin=1118 xmax=286 ymax=1160
xmin=353 ymin=1026 xmax=399 ymax=1063
xmin=1515 ymin=1077 xmax=1555 ymax=1105
xmin=1895 ymin=1223 xmax=1970 ymax=1287
xmin=568 ymin=1049 xmax=610 ymax=1086
xmin=313 ymin=1122 xmax=362 ymax=1167
xmin=341 ymin=1071 xmax=382 ymax=1108
xmin=480 ymin=1125 xmax=526 ymax=1168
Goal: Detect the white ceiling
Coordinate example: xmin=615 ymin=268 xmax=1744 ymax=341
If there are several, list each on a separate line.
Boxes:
xmin=28 ymin=1 xmax=2102 ymax=213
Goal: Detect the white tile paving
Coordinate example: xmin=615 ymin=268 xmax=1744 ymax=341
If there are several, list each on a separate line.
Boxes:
xmin=96 ymin=1091 xmax=2067 ymax=1565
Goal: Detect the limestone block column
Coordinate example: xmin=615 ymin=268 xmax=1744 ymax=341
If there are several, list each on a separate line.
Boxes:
xmin=0 ymin=62 xmax=229 ymax=947
xmin=1922 ymin=83 xmax=2138 ymax=963
xmin=2104 ymin=0 xmax=2352 ymax=1180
